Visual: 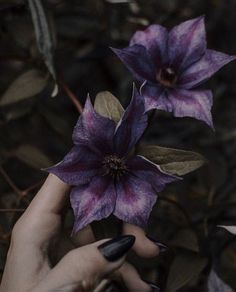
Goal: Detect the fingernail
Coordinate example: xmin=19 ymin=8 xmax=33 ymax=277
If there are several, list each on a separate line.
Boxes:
xmin=144 ymin=280 xmax=161 ymax=292
xmin=98 ymin=235 xmax=135 ymax=262
xmin=146 ymin=235 xmax=168 ymax=252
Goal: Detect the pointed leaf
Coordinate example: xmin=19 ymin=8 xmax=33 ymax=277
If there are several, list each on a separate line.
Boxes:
xmin=137 ymin=145 xmax=206 ymax=175
xmin=0 ymin=70 xmax=48 ymax=106
xmin=166 ymin=251 xmax=207 ymax=292
xmin=15 ymin=145 xmax=52 ymax=169
xmin=170 ymin=229 xmax=199 ymax=252
xmin=208 ymin=269 xmax=233 ymax=292
xmin=94 ymin=91 xmax=124 ymax=123
xmin=28 ymin=0 xmax=57 ymax=94
xmin=218 ymin=225 xmax=236 ymax=235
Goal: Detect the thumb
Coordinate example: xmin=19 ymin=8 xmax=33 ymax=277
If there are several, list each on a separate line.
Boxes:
xmin=32 ymin=235 xmax=135 ymax=292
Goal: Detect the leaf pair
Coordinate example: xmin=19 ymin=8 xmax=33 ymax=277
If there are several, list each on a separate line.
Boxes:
xmin=94 ymin=91 xmax=206 ymax=176
xmin=0 ymin=0 xmax=57 ymax=106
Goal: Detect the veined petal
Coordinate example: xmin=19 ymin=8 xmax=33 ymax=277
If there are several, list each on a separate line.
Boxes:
xmin=72 ymin=96 xmax=116 ymax=153
xmin=168 ymin=16 xmax=206 ymax=71
xmin=127 ymin=155 xmax=180 ymax=193
xmin=114 ymin=174 xmax=157 ymax=228
xmin=140 ymin=82 xmax=169 ymax=111
xmin=167 ymin=88 xmax=214 ymax=128
xmin=111 ymin=45 xmax=156 ymax=83
xmin=130 ymin=24 xmax=168 ymax=68
xmin=114 ymin=85 xmax=148 ymax=156
xmin=71 ymin=176 xmax=116 ymax=233
xmin=47 ymin=145 xmax=102 ymax=186
xmin=179 ymin=49 xmax=236 ymax=88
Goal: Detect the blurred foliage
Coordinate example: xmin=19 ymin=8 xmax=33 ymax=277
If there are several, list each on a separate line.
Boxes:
xmin=0 ymin=0 xmax=236 ymax=291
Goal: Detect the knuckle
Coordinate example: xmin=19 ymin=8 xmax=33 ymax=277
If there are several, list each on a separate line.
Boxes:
xmin=65 ymin=248 xmax=105 ymax=283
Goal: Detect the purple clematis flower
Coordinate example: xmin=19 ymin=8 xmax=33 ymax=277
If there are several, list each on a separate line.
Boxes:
xmin=112 ymin=16 xmax=236 ymax=128
xmin=47 ymin=88 xmax=179 ymax=233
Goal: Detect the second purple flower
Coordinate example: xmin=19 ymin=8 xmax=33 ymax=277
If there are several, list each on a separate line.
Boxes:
xmin=112 ymin=16 xmax=236 ymax=128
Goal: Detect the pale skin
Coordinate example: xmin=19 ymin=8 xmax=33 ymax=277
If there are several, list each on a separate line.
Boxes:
xmin=0 ymin=174 xmax=160 ymax=292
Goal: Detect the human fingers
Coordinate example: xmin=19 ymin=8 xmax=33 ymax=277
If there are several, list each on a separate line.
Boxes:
xmin=12 ymin=174 xmax=70 ymax=246
xmin=72 ymin=222 xmax=165 ymax=259
xmin=122 ymin=223 xmax=166 ymax=258
xmin=22 ymin=173 xmax=70 ymax=217
xmin=32 ymin=235 xmax=135 ymax=292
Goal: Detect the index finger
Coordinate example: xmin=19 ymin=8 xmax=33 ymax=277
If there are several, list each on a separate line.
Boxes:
xmin=11 ymin=174 xmax=70 ymax=246
xmin=25 ymin=173 xmax=70 ymax=217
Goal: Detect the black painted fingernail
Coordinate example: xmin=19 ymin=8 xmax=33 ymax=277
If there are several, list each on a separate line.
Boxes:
xmin=144 ymin=280 xmax=161 ymax=292
xmin=98 ymin=235 xmax=135 ymax=262
xmin=146 ymin=235 xmax=168 ymax=252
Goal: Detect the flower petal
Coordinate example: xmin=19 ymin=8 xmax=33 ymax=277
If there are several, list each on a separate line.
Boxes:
xmin=167 ymin=89 xmax=214 ymax=127
xmin=127 ymin=155 xmax=180 ymax=192
xmin=73 ymin=96 xmax=116 ymax=154
xmin=111 ymin=45 xmax=156 ymax=82
xmin=140 ymin=82 xmax=168 ymax=111
xmin=71 ymin=176 xmax=116 ymax=233
xmin=47 ymin=145 xmax=102 ymax=186
xmin=114 ymin=85 xmax=148 ymax=156
xmin=179 ymin=49 xmax=236 ymax=88
xmin=130 ymin=24 xmax=168 ymax=68
xmin=114 ymin=174 xmax=157 ymax=228
xmin=168 ymin=16 xmax=206 ymax=71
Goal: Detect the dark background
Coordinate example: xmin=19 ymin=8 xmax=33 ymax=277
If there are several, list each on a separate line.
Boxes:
xmin=0 ymin=0 xmax=236 ymax=291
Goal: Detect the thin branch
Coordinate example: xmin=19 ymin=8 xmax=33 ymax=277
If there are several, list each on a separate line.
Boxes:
xmin=0 ymin=166 xmax=23 ymax=197
xmin=21 ymin=179 xmax=44 ymax=196
xmin=60 ymin=80 xmax=83 ymax=114
xmin=0 ymin=208 xmax=25 ymax=213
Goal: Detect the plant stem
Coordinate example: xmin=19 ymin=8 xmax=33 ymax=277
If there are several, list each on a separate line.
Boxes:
xmin=60 ymin=80 xmax=83 ymax=114
xmin=0 ymin=166 xmax=23 ymax=197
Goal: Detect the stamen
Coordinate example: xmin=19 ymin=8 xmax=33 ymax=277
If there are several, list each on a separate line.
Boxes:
xmin=103 ymin=155 xmax=127 ymax=179
xmin=157 ymin=67 xmax=177 ymax=87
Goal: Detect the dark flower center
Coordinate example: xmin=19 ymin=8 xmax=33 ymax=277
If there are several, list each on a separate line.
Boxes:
xmin=103 ymin=155 xmax=127 ymax=179
xmin=157 ymin=67 xmax=177 ymax=87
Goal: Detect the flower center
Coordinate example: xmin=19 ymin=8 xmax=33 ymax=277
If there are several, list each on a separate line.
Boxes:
xmin=157 ymin=67 xmax=177 ymax=87
xmin=103 ymin=155 xmax=127 ymax=179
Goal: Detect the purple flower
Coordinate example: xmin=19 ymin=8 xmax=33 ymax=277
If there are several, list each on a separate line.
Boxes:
xmin=47 ymin=88 xmax=179 ymax=233
xmin=112 ymin=16 xmax=236 ymax=128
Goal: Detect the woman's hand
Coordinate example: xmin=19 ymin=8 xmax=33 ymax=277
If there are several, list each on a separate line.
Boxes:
xmin=0 ymin=174 xmax=160 ymax=291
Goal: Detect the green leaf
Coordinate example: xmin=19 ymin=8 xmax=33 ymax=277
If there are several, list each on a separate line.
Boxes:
xmin=15 ymin=145 xmax=52 ymax=169
xmin=0 ymin=70 xmax=48 ymax=106
xmin=137 ymin=145 xmax=206 ymax=176
xmin=28 ymin=0 xmax=57 ymax=95
xmin=166 ymin=251 xmax=207 ymax=292
xmin=94 ymin=91 xmax=124 ymax=123
xmin=170 ymin=229 xmax=199 ymax=252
